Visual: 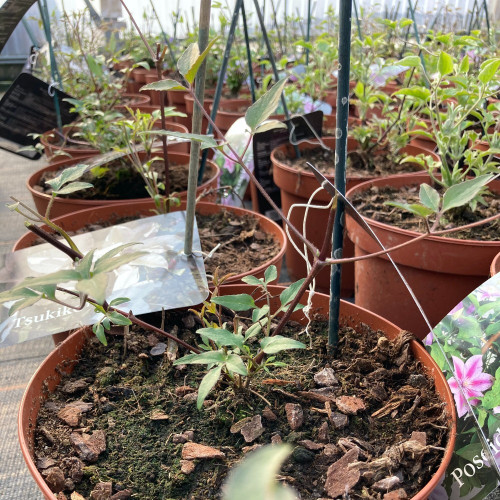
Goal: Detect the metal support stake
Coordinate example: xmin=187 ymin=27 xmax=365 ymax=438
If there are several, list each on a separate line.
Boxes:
xmin=252 ymin=0 xmax=300 ymax=157
xmin=407 ymin=0 xmax=428 ymax=88
xmin=352 ymin=0 xmax=363 ymax=40
xmin=328 ymin=0 xmax=353 ymax=350
xmin=38 ymin=0 xmax=63 ymax=130
xmin=241 ymin=1 xmax=256 ymax=103
xmin=83 ymin=0 xmax=101 ymax=27
xmin=306 ymin=0 xmax=311 ymax=65
xmin=198 ymin=0 xmax=244 ymax=184
xmin=483 ymin=0 xmax=493 ymax=45
xmin=184 ymin=0 xmax=211 ymax=255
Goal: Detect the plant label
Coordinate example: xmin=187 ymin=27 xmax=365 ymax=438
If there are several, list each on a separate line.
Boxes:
xmin=0 ymin=73 xmax=76 ymax=158
xmin=425 ymin=272 xmax=500 ymax=499
xmin=0 ymin=211 xmax=208 ymax=347
xmin=251 ymin=110 xmax=323 ymax=219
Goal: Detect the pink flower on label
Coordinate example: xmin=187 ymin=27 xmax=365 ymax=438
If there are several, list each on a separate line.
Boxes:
xmin=448 ymin=355 xmax=494 ymax=418
xmin=223 ymin=157 xmax=236 ymax=174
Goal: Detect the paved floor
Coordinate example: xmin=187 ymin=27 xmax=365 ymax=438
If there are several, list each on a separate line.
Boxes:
xmin=0 ymin=148 xmax=53 ymax=500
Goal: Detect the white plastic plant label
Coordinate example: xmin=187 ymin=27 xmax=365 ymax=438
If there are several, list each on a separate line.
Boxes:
xmin=0 ymin=211 xmax=208 ymax=347
xmin=425 ymin=272 xmax=500 ymax=499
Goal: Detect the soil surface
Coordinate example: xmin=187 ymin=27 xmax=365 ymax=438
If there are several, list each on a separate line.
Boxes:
xmin=350 ymin=184 xmax=500 ymax=241
xmin=33 ymin=307 xmax=450 ymax=499
xmin=32 ymin=209 xmax=281 ymax=279
xmin=38 ymin=160 xmax=213 ymax=201
xmin=274 ymin=146 xmax=422 ymax=178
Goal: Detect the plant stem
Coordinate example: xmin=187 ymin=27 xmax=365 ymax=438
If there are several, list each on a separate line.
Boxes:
xmin=184 ymin=0 xmax=211 ymax=256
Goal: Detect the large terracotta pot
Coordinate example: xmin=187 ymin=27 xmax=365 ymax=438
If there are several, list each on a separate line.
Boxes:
xmin=27 ymin=153 xmax=220 ymax=218
xmin=12 ymin=201 xmax=287 ymax=285
xmin=345 ymin=175 xmax=500 ymax=338
xmin=40 ymin=125 xmax=100 ymax=163
xmin=114 ymin=92 xmax=150 ymax=113
xmin=210 ymin=98 xmax=252 ymax=136
xmin=18 ymin=284 xmax=456 ymax=500
xmin=271 ymin=137 xmax=435 ymax=296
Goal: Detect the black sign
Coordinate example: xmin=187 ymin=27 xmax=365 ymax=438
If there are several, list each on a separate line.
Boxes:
xmin=252 ymin=111 xmax=323 ymax=218
xmin=0 ymin=73 xmax=76 ymax=158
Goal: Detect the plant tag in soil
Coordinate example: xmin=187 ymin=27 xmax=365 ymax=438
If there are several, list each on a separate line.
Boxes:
xmin=425 ymin=272 xmax=500 ymax=499
xmin=251 ymin=110 xmax=323 ymax=219
xmin=0 ymin=211 xmax=208 ymax=347
xmin=0 ymin=73 xmax=76 ymax=158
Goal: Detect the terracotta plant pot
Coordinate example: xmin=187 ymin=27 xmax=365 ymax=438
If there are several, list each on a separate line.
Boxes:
xmin=27 ymin=153 xmax=220 ymax=218
xmin=345 ymin=175 xmax=500 ymax=338
xmin=18 ymin=284 xmax=456 ymax=500
xmin=166 ymin=88 xmax=191 ymax=131
xmin=114 ymin=92 xmax=151 ymax=113
xmin=12 ymin=201 xmax=287 ymax=285
xmin=491 ymin=252 xmax=500 ymax=276
xmin=40 ymin=125 xmax=100 ymax=163
xmin=210 ymin=98 xmax=252 ymax=136
xmin=271 ymin=137 xmax=434 ymax=296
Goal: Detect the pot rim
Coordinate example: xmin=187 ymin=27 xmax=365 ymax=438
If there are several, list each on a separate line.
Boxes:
xmin=270 ymin=138 xmax=437 ymax=182
xmin=345 ymin=174 xmax=500 ymax=247
xmin=18 ymin=285 xmax=456 ymax=500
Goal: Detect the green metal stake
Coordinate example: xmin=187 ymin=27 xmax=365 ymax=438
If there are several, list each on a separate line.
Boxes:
xmin=184 ymin=0 xmax=211 ymax=255
xmin=21 ymin=18 xmax=39 ymax=49
xmin=241 ymin=2 xmax=256 ymax=103
xmin=82 ymin=0 xmax=101 ymax=27
xmin=306 ymin=0 xmax=311 ymax=65
xmin=352 ymin=0 xmax=363 ymax=40
xmin=483 ymin=0 xmax=493 ymax=45
xmin=38 ymin=0 xmax=63 ymax=130
xmin=328 ymin=0 xmax=353 ymax=350
xmin=407 ymin=0 xmax=428 ymax=88
xmin=468 ymin=0 xmax=478 ymax=34
xmin=198 ymin=0 xmax=244 ymax=184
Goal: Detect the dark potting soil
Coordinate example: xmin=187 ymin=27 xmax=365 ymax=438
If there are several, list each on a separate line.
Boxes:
xmin=350 ymin=184 xmax=500 ymax=241
xmin=33 ymin=309 xmax=450 ymax=500
xmin=31 ymin=209 xmax=281 ymax=279
xmin=38 ymin=160 xmax=213 ymax=201
xmin=274 ymin=146 xmax=422 ymax=178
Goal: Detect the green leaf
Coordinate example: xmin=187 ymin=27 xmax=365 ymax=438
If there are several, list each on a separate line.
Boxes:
xmin=11 ymin=270 xmax=82 ymax=292
xmin=86 ymin=55 xmax=103 ymax=78
xmin=75 ymin=250 xmax=95 ymax=279
xmin=264 ymin=265 xmax=277 ymax=284
xmin=482 ymin=368 xmax=500 ymax=410
xmin=241 ymin=275 xmax=263 ymax=286
xmin=211 ymin=294 xmax=256 ymax=311
xmin=419 ymin=184 xmax=440 ymax=212
xmin=244 ymin=322 xmax=262 ymax=340
xmin=9 ymin=295 xmax=42 ymax=315
xmin=398 ymin=55 xmax=422 ymax=68
xmin=93 ymin=243 xmax=141 ymax=271
xmin=245 ymin=78 xmax=288 ymax=132
xmin=182 ymin=37 xmax=220 ymax=84
xmin=45 ymin=163 xmax=89 ymax=191
xmin=140 ymin=79 xmax=187 ymax=92
xmin=394 ymin=87 xmax=430 ymax=100
xmin=109 ymin=297 xmax=130 ymax=306
xmin=148 ymin=130 xmax=218 ymax=150
xmin=0 ymin=287 xmax=39 ymax=304
xmin=53 ymin=182 xmax=93 ymax=195
xmin=197 ymin=365 xmax=222 ymax=409
xmin=225 ymin=354 xmax=248 ymax=376
xmin=385 ymin=202 xmax=434 ymax=218
xmin=438 ymin=51 xmax=454 ymax=76
xmin=94 ymin=250 xmax=146 ymax=275
xmin=93 ymin=322 xmax=107 ymax=345
xmin=223 ymin=444 xmax=295 ymax=500
xmin=254 ymin=120 xmax=287 ymax=134
xmin=459 ymin=54 xmax=470 ymax=74
xmin=108 ymin=311 xmax=132 ymax=326
xmin=252 ymin=304 xmax=270 ymax=322
xmin=478 ymin=58 xmax=500 ymax=84
xmin=197 ymin=328 xmax=244 ymax=349
xmin=174 ymin=350 xmax=227 ymax=366
xmin=32 ymin=284 xmax=57 ymax=300
xmin=279 ymin=279 xmax=305 ymax=307
xmin=260 ymin=335 xmax=306 ymax=354
xmin=76 ymin=273 xmax=108 ymax=305
xmin=442 ymin=175 xmax=494 ymax=212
